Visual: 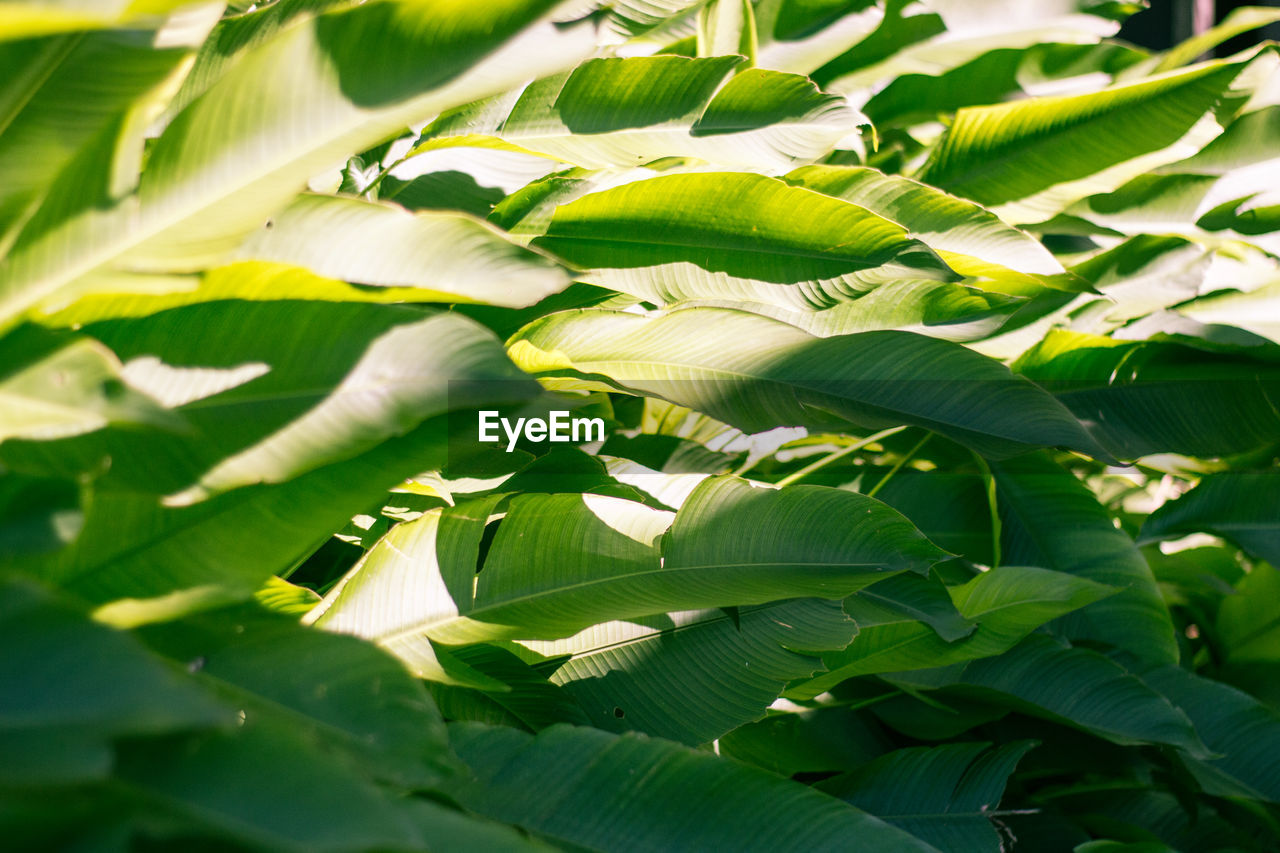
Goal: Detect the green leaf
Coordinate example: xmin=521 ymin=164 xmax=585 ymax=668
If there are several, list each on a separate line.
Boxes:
xmin=527 ymin=171 xmax=958 ymax=308
xmin=21 ymin=301 xmax=538 ymax=502
xmin=9 ymin=419 xmax=462 ymax=606
xmin=820 ymin=2 xmax=1123 ymax=97
xmin=682 ymin=279 xmax=1022 ymax=342
xmin=1142 ymin=664 xmax=1280 ymax=803
xmin=311 ymin=477 xmax=946 ymax=678
xmin=2 ymin=309 xmax=538 ymax=607
xmin=35 ymin=261 xmax=565 ymax=328
xmin=254 ymin=576 xmax=321 ymax=617
xmin=1066 ymin=106 xmax=1280 ymax=249
xmin=0 ymin=578 xmax=227 ymax=787
xmin=863 ymin=40 xmax=1147 ymax=130
xmin=1216 ymin=563 xmax=1280 ymax=666
xmin=753 ymin=0 xmax=884 ymax=77
xmin=991 ymin=453 xmax=1178 ymax=664
xmin=917 ymin=59 xmax=1245 ymax=222
xmin=790 ymin=564 xmax=1114 ymax=697
xmin=874 ymin=472 xmax=995 ymax=564
xmin=135 ymin=604 xmax=459 ymax=790
xmin=717 ymin=705 xmax=894 ymax=776
xmin=0 ymin=335 xmax=178 ymax=443
xmin=449 ymin=721 xmax=945 ymax=852
xmin=0 ymin=470 xmax=81 ymax=555
xmin=106 ymin=717 xmax=549 ymax=853
xmin=1015 ymin=330 xmax=1280 ymax=459
xmin=1140 ymin=472 xmax=1280 ymax=567
xmin=817 ymin=741 xmax=1037 ymax=853
xmin=232 ymin=194 xmax=569 ymax=307
xmin=430 ymin=644 xmax=594 ymax=730
xmin=859 ymin=571 xmax=976 ymax=643
xmin=419 ymin=55 xmax=860 ymax=171
xmin=902 ymin=634 xmax=1205 ymax=752
xmin=508 ymin=306 xmax=1111 ymax=459
xmin=162 ymin=0 xmax=348 ymax=120
xmin=0 ymin=1 xmax=201 ymax=41
xmin=510 ymin=597 xmax=857 ymax=744
xmin=698 ymin=0 xmax=757 ymax=60
xmin=786 ymin=164 xmax=1069 ymax=289
xmin=0 ymin=13 xmax=208 ymax=236
xmin=1154 ymin=7 xmax=1280 ymax=72
xmin=0 ymin=0 xmax=597 ymax=326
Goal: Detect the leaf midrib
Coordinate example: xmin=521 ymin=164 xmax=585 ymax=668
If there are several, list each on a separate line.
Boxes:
xmin=376 ymin=559 xmax=903 ymax=646
xmin=528 ymin=343 xmax=1066 ymax=447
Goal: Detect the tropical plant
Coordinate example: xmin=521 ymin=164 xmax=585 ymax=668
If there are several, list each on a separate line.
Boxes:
xmin=3 ymin=0 xmax=1280 ymax=850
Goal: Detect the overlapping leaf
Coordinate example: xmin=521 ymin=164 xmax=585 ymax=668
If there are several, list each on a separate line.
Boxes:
xmin=449 ymin=722 xmax=944 ymax=852
xmin=310 ymin=476 xmax=946 ymax=678
xmin=509 ymin=306 xmax=1111 ymax=458
xmin=0 ymin=0 xmax=597 ymax=326
xmin=418 ymin=55 xmax=864 ymax=172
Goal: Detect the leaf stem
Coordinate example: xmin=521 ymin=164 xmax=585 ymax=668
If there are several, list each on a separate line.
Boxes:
xmin=972 ymin=453 xmax=1002 ymax=568
xmin=866 ymin=432 xmax=932 ymax=498
xmin=774 ymin=426 xmax=906 ymax=488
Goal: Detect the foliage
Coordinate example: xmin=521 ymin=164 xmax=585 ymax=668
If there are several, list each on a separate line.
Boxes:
xmin=3 ymin=0 xmax=1280 ymax=850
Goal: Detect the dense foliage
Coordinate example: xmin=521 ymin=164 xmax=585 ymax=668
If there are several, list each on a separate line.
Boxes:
xmin=3 ymin=1 xmax=1280 ymax=850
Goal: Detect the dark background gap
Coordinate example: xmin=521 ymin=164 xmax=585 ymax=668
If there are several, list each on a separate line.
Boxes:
xmin=1118 ymin=0 xmax=1280 ymax=52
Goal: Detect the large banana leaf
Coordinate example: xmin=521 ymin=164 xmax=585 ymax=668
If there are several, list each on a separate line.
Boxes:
xmin=417 ymin=55 xmax=863 ymax=172
xmin=528 ymin=171 xmax=959 ymax=308
xmin=231 ymin=194 xmax=570 ymax=307
xmin=785 ymin=164 xmax=1069 ymax=288
xmin=6 ymin=418 xmax=456 ymax=606
xmin=449 ymin=721 xmax=944 ymax=852
xmin=788 ymin=564 xmax=1114 ymax=698
xmin=863 ymin=39 xmax=1147 ymax=130
xmin=310 ymin=477 xmax=946 ymax=676
xmin=0 ymin=10 xmax=209 ymax=237
xmin=1066 ymin=106 xmax=1280 ymax=251
xmin=0 ymin=580 xmax=549 ymax=851
xmin=135 ymin=604 xmax=461 ymax=789
xmin=162 ymin=0 xmax=349 ymax=120
xmin=33 ymin=261 xmax=565 ymax=327
xmin=0 ymin=0 xmax=597 ymax=327
xmin=818 ymin=741 xmax=1037 ymax=853
xmin=2 ymin=303 xmax=538 ymax=606
xmin=509 ymin=597 xmax=857 ymax=745
xmin=678 ymin=279 xmax=1022 ymax=342
xmin=12 ymin=301 xmax=538 ymax=500
xmin=917 ymin=59 xmax=1246 ymax=223
xmin=1140 ymin=472 xmax=1280 ymax=566
xmin=873 ymin=471 xmax=995 ymax=564
xmin=819 ymin=0 xmax=1122 ymax=98
xmin=895 ymin=634 xmax=1204 ymax=752
xmin=753 ymin=0 xmax=884 ymax=76
xmin=1014 ymin=330 xmax=1280 ymax=459
xmin=100 ymin=718 xmax=550 ymax=853
xmin=991 ymin=453 xmax=1179 ymax=664
xmin=1142 ymin=664 xmax=1280 ymax=803
xmin=0 ymin=578 xmax=227 ymax=787
xmin=717 ymin=704 xmax=894 ymax=776
xmin=508 ymin=306 xmax=1111 ymax=459
xmin=1154 ymin=6 xmax=1280 ymax=72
